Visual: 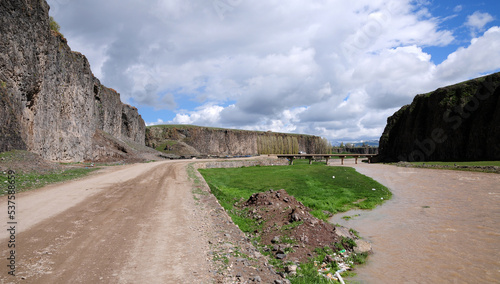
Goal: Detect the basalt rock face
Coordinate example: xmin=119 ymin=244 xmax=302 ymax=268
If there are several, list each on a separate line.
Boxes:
xmin=378 ymin=72 xmax=500 ymax=162
xmin=0 ymin=0 xmax=145 ymax=161
xmin=146 ymin=125 xmax=329 ymax=156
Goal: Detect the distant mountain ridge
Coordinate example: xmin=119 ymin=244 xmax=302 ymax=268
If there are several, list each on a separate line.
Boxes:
xmin=331 ymin=140 xmax=379 ymax=147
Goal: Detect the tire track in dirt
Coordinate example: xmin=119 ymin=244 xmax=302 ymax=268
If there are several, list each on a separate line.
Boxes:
xmin=0 ymin=161 xmax=212 ymax=283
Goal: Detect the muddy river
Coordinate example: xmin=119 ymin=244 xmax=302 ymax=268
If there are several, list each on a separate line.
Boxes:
xmin=329 ymin=163 xmax=500 ymax=283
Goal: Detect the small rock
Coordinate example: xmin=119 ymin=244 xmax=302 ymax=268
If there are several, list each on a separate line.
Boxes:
xmin=354 ymin=239 xmax=372 ymax=254
xmin=276 ymin=247 xmax=285 ymax=254
xmin=290 ymin=212 xmax=301 ymax=222
xmin=276 ymin=253 xmax=286 ymax=259
xmin=286 ymin=265 xmax=297 ymax=274
xmin=253 ymin=275 xmax=262 ymax=282
xmin=271 ymin=236 xmax=280 ymax=243
xmin=254 ymin=251 xmax=263 ymax=258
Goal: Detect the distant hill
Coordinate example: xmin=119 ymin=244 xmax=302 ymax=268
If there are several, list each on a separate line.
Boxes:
xmin=146 ymin=125 xmax=330 ymax=157
xmin=332 ymin=140 xmax=379 ymax=147
xmin=377 ymin=72 xmax=500 ymax=162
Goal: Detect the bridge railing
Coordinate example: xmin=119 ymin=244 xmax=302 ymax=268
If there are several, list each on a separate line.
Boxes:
xmin=275 ymin=154 xmax=377 ymax=165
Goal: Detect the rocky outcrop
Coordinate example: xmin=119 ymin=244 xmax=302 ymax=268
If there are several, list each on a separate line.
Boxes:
xmin=0 ymin=0 xmax=145 ymax=162
xmin=146 ymin=125 xmax=330 ymax=156
xmin=378 ymin=72 xmax=500 ymax=162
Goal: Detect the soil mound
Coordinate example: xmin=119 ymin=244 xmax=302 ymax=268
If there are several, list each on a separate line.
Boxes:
xmin=240 ymin=189 xmax=361 ymax=263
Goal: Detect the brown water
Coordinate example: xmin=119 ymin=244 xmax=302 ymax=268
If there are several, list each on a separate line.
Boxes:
xmin=329 ymin=163 xmax=500 ymax=284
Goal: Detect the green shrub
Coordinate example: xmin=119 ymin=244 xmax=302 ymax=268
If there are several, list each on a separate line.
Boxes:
xmin=49 ymin=16 xmax=61 ymax=33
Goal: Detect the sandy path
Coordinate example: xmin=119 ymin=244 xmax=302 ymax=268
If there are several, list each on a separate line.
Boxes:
xmin=0 ymin=160 xmax=212 ymax=283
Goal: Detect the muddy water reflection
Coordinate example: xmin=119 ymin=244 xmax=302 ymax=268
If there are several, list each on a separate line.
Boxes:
xmin=329 ymin=164 xmax=500 ymax=283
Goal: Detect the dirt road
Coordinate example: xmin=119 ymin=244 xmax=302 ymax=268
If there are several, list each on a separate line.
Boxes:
xmin=0 ymin=161 xmax=214 ymax=283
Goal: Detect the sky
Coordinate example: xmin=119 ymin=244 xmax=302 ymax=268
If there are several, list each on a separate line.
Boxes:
xmin=47 ymin=0 xmax=500 ymax=143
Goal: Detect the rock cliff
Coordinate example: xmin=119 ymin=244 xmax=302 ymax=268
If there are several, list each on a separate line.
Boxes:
xmin=146 ymin=125 xmax=330 ymax=157
xmin=0 ymin=0 xmax=146 ymax=162
xmin=378 ymin=72 xmax=500 ymax=162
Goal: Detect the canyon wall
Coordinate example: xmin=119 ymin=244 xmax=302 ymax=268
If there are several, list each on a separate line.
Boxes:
xmin=378 ymin=72 xmax=500 ymax=162
xmin=0 ymin=0 xmax=145 ymax=162
xmin=146 ymin=125 xmax=330 ymax=156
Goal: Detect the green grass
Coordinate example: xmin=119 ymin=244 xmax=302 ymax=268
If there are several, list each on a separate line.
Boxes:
xmin=187 ymin=163 xmax=208 ymax=201
xmin=147 ymin=124 xmax=315 ymax=137
xmin=199 ymin=161 xmax=384 ymax=283
xmin=154 ymin=140 xmax=179 ymax=153
xmin=199 ymin=160 xmax=391 ymax=221
xmin=0 ymin=167 xmax=99 ymax=194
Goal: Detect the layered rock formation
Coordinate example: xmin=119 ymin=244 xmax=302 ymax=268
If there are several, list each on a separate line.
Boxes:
xmin=378 ymin=72 xmax=500 ymax=162
xmin=146 ymin=125 xmax=330 ymax=156
xmin=0 ymin=0 xmax=145 ymax=162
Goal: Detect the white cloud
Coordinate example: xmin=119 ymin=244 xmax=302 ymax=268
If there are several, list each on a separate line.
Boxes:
xmin=172 ymin=104 xmax=224 ymax=126
xmin=49 ymin=0 xmax=500 ymax=142
xmin=436 ymin=27 xmax=500 ymax=82
xmin=146 ymin=118 xmax=165 ymax=126
xmin=466 ymin=11 xmax=494 ymax=36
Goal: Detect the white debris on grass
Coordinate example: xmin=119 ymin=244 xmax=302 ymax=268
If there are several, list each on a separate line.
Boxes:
xmin=315 ymin=249 xmax=354 ymax=282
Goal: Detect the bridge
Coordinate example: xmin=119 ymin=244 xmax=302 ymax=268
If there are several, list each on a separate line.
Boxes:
xmin=276 ymin=154 xmax=377 ymax=165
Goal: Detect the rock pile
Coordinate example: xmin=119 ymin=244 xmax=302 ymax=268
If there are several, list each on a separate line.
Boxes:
xmin=239 ymin=189 xmax=371 ymax=266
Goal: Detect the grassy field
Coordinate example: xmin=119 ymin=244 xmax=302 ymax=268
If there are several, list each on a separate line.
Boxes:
xmin=199 ymin=159 xmax=391 ymax=221
xmin=199 ymin=160 xmax=389 ymax=283
xmin=0 ymin=167 xmax=100 ymax=195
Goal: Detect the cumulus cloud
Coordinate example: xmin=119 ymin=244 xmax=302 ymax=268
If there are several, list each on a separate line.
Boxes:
xmin=172 ymin=104 xmax=224 ymax=126
xmin=436 ymin=27 xmax=500 ymax=82
xmin=47 ymin=0 xmax=500 ymax=142
xmin=466 ymin=11 xmax=494 ymax=36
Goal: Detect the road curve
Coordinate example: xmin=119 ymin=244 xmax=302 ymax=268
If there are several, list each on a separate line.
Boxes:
xmin=0 ymin=160 xmax=212 ymax=283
